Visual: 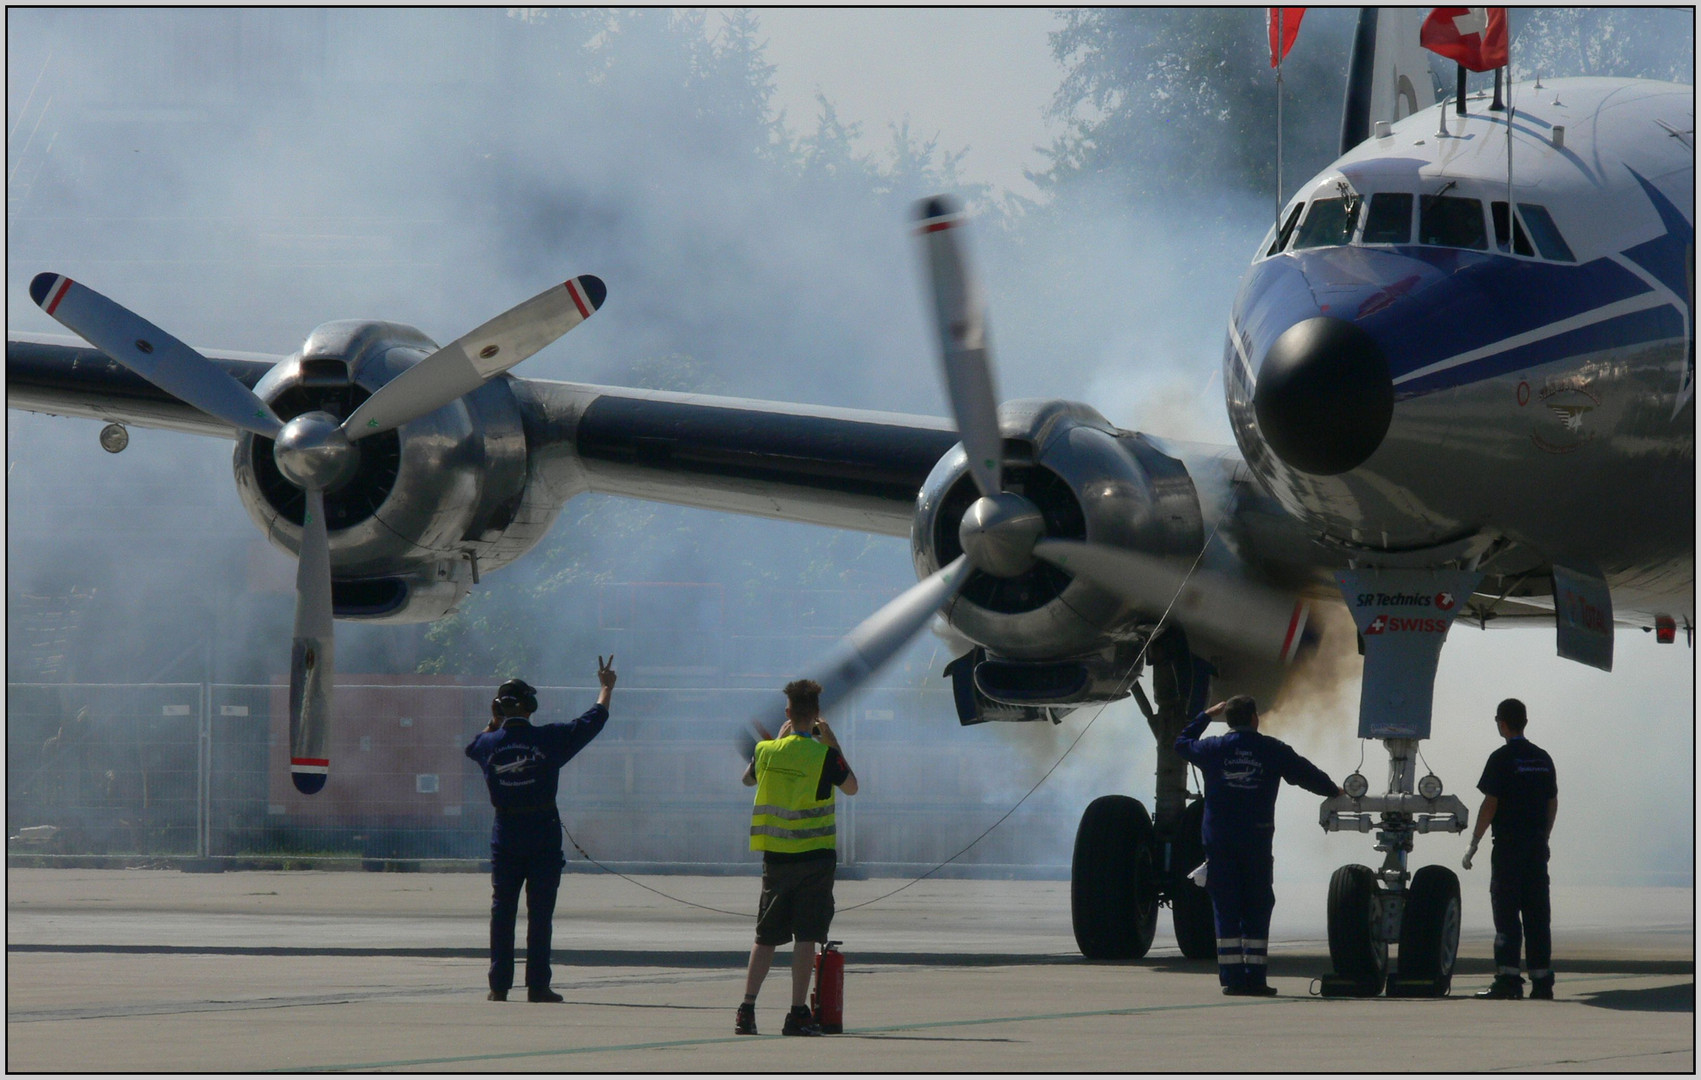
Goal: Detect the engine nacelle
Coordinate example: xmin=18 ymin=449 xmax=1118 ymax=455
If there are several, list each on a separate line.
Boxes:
xmin=231 ymin=320 xmax=531 ymax=622
xmin=912 ymin=399 xmax=1204 ymax=661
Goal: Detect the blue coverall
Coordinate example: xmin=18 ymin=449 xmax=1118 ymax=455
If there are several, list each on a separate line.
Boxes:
xmin=1175 ymin=712 xmax=1337 ymax=989
xmin=465 ymin=704 xmax=607 ymax=995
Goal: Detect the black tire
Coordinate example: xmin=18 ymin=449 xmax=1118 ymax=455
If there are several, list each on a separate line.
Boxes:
xmin=1169 ymin=799 xmax=1216 ymax=960
xmin=1397 ymin=865 xmax=1461 ymax=994
xmin=1327 ymin=864 xmax=1387 ymax=990
xmin=1071 ymin=795 xmax=1160 ymax=959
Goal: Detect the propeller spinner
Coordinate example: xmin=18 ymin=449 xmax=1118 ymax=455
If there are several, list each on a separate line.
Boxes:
xmin=30 ymin=271 xmax=605 ymax=792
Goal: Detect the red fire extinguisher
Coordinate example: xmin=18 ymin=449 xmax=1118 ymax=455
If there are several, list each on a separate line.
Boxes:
xmin=811 ymin=939 xmax=844 ymax=1034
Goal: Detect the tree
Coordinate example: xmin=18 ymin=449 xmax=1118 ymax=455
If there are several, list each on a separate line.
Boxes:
xmin=1038 ymin=9 xmax=1358 ymax=206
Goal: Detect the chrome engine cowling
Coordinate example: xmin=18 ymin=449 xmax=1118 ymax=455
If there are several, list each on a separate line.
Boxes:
xmin=231 ymin=320 xmax=530 ymax=622
xmin=912 ymin=399 xmax=1204 ymax=661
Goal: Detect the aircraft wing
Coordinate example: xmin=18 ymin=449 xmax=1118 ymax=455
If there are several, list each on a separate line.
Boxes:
xmin=520 ymin=379 xmax=958 ymax=538
xmin=7 ymin=335 xmax=279 ymax=439
xmin=6 ymin=335 xmax=959 ymax=538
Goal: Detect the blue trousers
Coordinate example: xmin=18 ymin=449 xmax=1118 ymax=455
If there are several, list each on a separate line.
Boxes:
xmin=489 ymin=846 xmax=565 ymax=993
xmin=1490 ymin=842 xmax=1551 ymax=980
xmin=1206 ymin=841 xmax=1275 ymax=988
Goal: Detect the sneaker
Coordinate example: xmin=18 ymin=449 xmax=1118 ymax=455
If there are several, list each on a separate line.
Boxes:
xmin=1530 ymin=977 xmax=1554 ymax=1000
xmin=526 ymin=987 xmax=564 ymax=1003
xmin=782 ymin=1007 xmax=822 ymax=1036
xmin=735 ymin=1002 xmax=758 ymax=1035
xmin=487 ymin=989 xmax=507 ymax=1002
xmin=1475 ymin=976 xmax=1524 ymax=1000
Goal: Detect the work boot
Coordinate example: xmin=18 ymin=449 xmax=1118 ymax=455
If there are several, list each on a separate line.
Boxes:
xmin=734 ymin=1002 xmax=758 ymax=1035
xmin=782 ymin=1006 xmax=822 ymax=1036
xmin=1530 ymin=975 xmax=1554 ymax=1000
xmin=487 ymin=989 xmax=507 ymax=1002
xmin=527 ymin=987 xmax=564 ymax=1003
xmin=1475 ymin=975 xmax=1524 ymax=1000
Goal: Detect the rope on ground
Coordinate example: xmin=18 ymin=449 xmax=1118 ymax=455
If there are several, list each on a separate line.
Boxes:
xmin=563 ymin=520 xmax=1225 ymax=919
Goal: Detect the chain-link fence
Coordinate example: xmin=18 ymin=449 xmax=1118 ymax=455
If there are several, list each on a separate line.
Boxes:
xmin=8 ymin=680 xmax=1079 ymax=875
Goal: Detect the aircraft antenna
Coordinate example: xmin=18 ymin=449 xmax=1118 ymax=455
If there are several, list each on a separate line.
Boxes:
xmin=1274 ymin=9 xmax=1286 ymax=223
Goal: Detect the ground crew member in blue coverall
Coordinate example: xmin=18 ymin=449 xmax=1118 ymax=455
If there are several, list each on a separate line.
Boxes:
xmin=1175 ymin=695 xmax=1341 ymax=996
xmin=735 ymin=678 xmax=858 ymax=1037
xmin=1463 ymin=697 xmax=1558 ymax=1000
xmin=465 ymin=658 xmax=616 ymax=1002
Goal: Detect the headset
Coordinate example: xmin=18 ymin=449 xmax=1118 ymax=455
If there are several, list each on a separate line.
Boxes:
xmin=493 ymin=678 xmax=539 ymax=716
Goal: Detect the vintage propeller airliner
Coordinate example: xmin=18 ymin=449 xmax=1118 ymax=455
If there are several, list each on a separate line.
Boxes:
xmin=8 ymin=9 xmax=1691 ymax=995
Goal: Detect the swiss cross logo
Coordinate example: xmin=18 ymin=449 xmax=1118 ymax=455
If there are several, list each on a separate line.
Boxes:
xmin=1365 ymin=614 xmax=1388 ymax=636
xmin=1434 ymin=591 xmax=1456 ymax=611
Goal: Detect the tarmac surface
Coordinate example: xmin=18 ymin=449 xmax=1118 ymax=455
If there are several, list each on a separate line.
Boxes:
xmin=6 ymin=866 xmax=1693 ymax=1073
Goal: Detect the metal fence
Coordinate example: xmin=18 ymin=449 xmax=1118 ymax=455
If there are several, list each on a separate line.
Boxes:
xmin=7 ymin=681 xmax=1080 ymax=875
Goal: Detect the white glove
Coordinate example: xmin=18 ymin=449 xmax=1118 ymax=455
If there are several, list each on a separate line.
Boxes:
xmin=1187 ymin=861 xmax=1208 ymax=888
xmin=1462 ymin=837 xmax=1479 ymax=870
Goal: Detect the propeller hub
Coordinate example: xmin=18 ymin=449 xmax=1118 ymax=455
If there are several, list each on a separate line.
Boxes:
xmin=958 ymin=492 xmax=1045 ymax=578
xmin=273 ymin=411 xmax=358 ymax=491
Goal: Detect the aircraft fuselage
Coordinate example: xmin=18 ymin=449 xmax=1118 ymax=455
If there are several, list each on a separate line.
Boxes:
xmin=1227 ymin=78 xmax=1694 ymax=623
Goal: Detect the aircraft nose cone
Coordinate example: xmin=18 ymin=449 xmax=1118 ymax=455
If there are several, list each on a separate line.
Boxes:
xmin=1253 ymin=316 xmax=1392 ymax=476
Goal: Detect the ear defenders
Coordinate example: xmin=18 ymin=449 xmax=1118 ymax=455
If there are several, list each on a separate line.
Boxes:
xmin=494 ymin=678 xmax=539 ymax=714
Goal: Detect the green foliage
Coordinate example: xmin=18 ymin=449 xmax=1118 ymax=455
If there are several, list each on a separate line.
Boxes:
xmin=1510 ymin=9 xmax=1694 ymax=85
xmin=1038 ymin=9 xmax=1354 ymax=205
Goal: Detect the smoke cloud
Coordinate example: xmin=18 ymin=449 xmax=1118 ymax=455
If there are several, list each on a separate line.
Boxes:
xmin=6 ymin=10 xmax=1692 ymax=908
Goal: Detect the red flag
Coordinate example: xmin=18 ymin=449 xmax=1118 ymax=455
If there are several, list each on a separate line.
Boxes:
xmin=1268 ymin=8 xmax=1306 ymax=67
xmin=1421 ymin=7 xmax=1509 ymax=72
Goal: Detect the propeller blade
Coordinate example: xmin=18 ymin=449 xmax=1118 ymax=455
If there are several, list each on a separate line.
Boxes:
xmin=807 ymin=555 xmax=972 ymax=718
xmin=341 ymin=274 xmax=606 ymax=438
xmin=914 ymin=197 xmax=1003 ymax=496
xmin=1033 ymin=540 xmax=1315 ymax=664
xmin=288 ymin=486 xmax=336 ymax=794
xmin=28 ymin=273 xmax=283 ymax=438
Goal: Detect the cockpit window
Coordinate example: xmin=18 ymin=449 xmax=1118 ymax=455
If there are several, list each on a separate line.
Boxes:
xmin=1516 ymin=203 xmax=1576 ymax=262
xmin=1362 ymin=193 xmax=1413 ymax=244
xmin=1266 ymin=203 xmax=1305 ymax=256
xmin=1418 ymin=195 xmax=1487 ymax=250
xmin=1291 ymin=196 xmax=1361 ymax=250
xmin=1490 ymin=202 xmax=1535 ymax=256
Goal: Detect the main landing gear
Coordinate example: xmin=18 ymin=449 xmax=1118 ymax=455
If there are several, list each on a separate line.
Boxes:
xmin=1318 ymin=567 xmax=1481 ymax=997
xmin=1071 ymin=628 xmax=1216 ymax=961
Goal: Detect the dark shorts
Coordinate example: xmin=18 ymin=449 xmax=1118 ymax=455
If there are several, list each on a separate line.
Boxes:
xmin=754 ymin=857 xmax=835 ymax=946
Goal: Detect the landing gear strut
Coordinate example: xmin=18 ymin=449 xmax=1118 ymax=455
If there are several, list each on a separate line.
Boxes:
xmin=1319 ymin=568 xmax=1480 ymax=997
xmin=1070 ymin=628 xmax=1216 ymax=960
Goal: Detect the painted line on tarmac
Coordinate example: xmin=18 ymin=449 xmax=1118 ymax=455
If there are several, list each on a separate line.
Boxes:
xmin=274 ymin=1000 xmax=1255 ymax=1071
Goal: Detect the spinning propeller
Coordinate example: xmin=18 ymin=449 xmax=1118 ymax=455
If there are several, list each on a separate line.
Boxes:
xmin=29 ymin=271 xmax=606 ymax=793
xmin=791 ymin=197 xmax=1313 ymax=722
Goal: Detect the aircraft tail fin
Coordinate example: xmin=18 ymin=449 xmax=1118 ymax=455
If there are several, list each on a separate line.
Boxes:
xmin=1340 ymin=8 xmax=1440 ymax=155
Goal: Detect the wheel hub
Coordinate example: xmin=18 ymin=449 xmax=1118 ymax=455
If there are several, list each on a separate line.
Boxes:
xmin=273 ymin=411 xmax=358 ymax=491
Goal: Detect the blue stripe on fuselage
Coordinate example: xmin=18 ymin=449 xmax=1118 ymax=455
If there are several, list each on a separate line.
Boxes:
xmin=1232 ymin=245 xmax=1684 ymax=399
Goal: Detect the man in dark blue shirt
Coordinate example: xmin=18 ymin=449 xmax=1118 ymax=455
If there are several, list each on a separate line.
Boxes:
xmin=465 ymin=658 xmax=615 ymax=1002
xmin=1464 ymin=697 xmax=1558 ymax=1000
xmin=1175 ymin=695 xmax=1340 ymax=996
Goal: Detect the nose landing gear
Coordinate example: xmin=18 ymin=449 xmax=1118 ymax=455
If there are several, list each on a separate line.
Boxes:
xmin=1319 ymin=568 xmax=1481 ymax=997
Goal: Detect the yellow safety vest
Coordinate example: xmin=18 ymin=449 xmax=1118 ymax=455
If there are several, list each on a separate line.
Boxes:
xmin=750 ymin=734 xmax=836 ymax=854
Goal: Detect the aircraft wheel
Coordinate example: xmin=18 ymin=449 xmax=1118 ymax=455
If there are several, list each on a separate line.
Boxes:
xmin=1327 ymin=864 xmax=1387 ymax=993
xmin=1169 ymin=799 xmax=1216 ymax=960
xmin=1071 ymin=795 xmax=1160 ymax=959
xmin=1395 ymin=865 xmax=1461 ymax=995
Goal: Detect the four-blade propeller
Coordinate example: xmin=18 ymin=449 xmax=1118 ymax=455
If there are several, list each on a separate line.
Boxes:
xmin=31 ymin=271 xmax=605 ymax=793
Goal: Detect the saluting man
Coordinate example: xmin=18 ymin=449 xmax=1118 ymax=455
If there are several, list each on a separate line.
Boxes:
xmin=1464 ymin=697 xmax=1558 ymax=1000
xmin=465 ymin=658 xmax=616 ymax=1003
xmin=735 ymin=678 xmax=858 ymax=1037
xmin=1175 ymin=695 xmax=1341 ymax=996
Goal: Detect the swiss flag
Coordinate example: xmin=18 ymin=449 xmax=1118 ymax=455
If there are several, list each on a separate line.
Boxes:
xmin=1268 ymin=8 xmax=1306 ymax=67
xmin=1421 ymin=7 xmax=1509 ymax=72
